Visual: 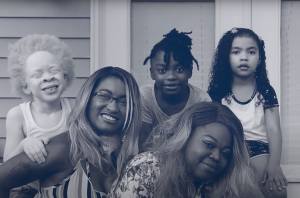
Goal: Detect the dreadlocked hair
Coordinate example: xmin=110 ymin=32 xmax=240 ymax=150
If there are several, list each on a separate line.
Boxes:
xmin=143 ymin=28 xmax=199 ymax=70
xmin=207 ymin=27 xmax=270 ymax=106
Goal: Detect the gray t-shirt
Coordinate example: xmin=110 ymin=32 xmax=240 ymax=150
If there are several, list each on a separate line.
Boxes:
xmin=140 ymin=83 xmax=211 ymax=128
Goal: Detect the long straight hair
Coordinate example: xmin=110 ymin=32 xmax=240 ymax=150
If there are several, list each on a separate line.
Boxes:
xmin=68 ymin=66 xmax=142 ymax=175
xmin=145 ymin=102 xmax=264 ymax=198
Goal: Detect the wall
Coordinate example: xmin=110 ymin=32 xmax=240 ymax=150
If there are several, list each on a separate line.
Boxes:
xmin=0 ymin=0 xmax=91 ymax=161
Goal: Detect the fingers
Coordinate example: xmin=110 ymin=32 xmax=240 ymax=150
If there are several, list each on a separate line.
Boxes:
xmin=274 ymin=177 xmax=282 ymax=191
xmin=268 ymin=178 xmax=274 ymax=191
xmin=24 ymin=148 xmax=35 ymax=162
xmin=24 ymin=146 xmax=46 ymax=164
xmin=262 ymin=172 xmax=267 ymax=184
xmin=41 ymin=137 xmax=50 ymax=145
xmin=32 ymin=146 xmax=46 ymax=164
xmin=37 ymin=140 xmax=48 ymax=157
xmin=280 ymin=176 xmax=288 ymax=189
xmin=267 ymin=176 xmax=288 ymax=191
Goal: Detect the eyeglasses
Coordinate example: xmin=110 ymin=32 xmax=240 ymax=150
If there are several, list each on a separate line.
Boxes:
xmin=93 ymin=91 xmax=127 ymax=108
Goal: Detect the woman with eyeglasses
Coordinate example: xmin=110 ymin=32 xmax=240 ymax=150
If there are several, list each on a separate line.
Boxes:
xmin=0 ymin=66 xmax=142 ymax=198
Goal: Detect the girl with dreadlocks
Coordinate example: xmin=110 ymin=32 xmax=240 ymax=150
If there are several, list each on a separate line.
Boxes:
xmin=140 ymin=28 xmax=211 ymax=147
xmin=208 ymin=27 xmax=287 ymax=198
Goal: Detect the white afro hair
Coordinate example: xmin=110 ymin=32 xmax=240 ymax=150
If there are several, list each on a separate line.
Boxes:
xmin=8 ymin=34 xmax=75 ymax=100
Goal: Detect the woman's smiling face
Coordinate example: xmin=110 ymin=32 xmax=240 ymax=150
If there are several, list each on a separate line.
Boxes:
xmin=184 ymin=122 xmax=233 ymax=184
xmin=87 ymin=76 xmax=127 ymax=135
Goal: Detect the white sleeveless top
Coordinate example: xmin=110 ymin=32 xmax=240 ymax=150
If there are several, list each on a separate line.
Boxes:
xmin=19 ymin=97 xmax=71 ymax=138
xmin=18 ymin=97 xmax=72 ymax=190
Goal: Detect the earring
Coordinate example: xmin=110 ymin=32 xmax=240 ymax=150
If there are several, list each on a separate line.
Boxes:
xmin=122 ymin=134 xmax=126 ymax=142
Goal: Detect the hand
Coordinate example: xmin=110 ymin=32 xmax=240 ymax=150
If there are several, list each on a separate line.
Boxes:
xmin=22 ymin=136 xmax=49 ymax=164
xmin=262 ymin=163 xmax=288 ymax=191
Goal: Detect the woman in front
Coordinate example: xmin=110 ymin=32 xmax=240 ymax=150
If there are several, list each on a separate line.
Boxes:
xmin=0 ymin=66 xmax=142 ymax=198
xmin=112 ymin=102 xmax=264 ymax=198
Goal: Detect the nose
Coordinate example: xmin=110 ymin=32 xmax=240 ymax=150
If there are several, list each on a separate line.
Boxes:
xmin=106 ymin=99 xmax=119 ymax=112
xmin=166 ymin=70 xmax=176 ymax=81
xmin=209 ymin=149 xmax=221 ymax=162
xmin=240 ymin=51 xmax=248 ymax=62
xmin=43 ymin=72 xmax=54 ymax=82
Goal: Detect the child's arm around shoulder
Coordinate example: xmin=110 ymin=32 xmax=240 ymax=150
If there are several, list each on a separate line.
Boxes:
xmin=3 ymin=106 xmax=26 ymax=162
xmin=0 ymin=132 xmax=72 ymax=198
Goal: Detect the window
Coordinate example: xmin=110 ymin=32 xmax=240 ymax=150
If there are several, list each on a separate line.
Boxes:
xmin=281 ymin=0 xmax=300 ymax=165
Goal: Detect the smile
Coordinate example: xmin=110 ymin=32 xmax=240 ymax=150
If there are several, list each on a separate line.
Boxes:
xmin=101 ymin=114 xmax=117 ymax=121
xmin=164 ymin=84 xmax=179 ymax=88
xmin=42 ymin=85 xmax=58 ymax=92
xmin=202 ymin=162 xmax=218 ymax=172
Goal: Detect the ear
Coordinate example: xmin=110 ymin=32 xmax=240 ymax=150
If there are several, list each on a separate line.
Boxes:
xmin=188 ymin=66 xmax=193 ymax=79
xmin=150 ymin=67 xmax=155 ymax=80
xmin=257 ymin=59 xmax=261 ymax=65
xmin=63 ymin=74 xmax=68 ymax=90
xmin=21 ymin=83 xmax=31 ymax=95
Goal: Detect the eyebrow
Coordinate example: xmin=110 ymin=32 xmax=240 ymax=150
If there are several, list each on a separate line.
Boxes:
xmin=155 ymin=63 xmax=166 ymax=67
xmin=49 ymin=64 xmax=59 ymax=68
xmin=96 ymin=89 xmax=126 ymax=98
xmin=231 ymin=46 xmax=258 ymax=50
xmin=203 ymin=134 xmax=232 ymax=149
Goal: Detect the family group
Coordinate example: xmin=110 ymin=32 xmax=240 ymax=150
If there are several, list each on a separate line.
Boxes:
xmin=0 ymin=27 xmax=286 ymax=198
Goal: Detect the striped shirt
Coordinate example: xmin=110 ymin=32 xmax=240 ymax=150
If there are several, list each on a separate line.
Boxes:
xmin=35 ymin=162 xmax=109 ymax=198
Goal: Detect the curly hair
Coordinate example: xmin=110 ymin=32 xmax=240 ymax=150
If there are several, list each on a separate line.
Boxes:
xmin=143 ymin=28 xmax=199 ymax=70
xmin=207 ymin=28 xmax=270 ymax=106
xmin=145 ymin=102 xmax=264 ymax=198
xmin=68 ymin=66 xmax=142 ymax=176
xmin=8 ymin=34 xmax=75 ymax=101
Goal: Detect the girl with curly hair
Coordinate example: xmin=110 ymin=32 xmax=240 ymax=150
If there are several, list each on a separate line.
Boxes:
xmin=140 ymin=28 xmax=211 ymax=147
xmin=207 ymin=28 xmax=287 ymax=198
xmin=112 ymin=102 xmax=265 ymax=198
xmin=3 ymin=34 xmax=75 ymax=198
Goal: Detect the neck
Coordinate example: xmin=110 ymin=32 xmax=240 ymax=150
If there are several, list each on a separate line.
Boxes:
xmin=31 ymin=98 xmax=61 ymax=114
xmin=232 ymin=74 xmax=256 ymax=87
xmin=155 ymin=84 xmax=190 ymax=104
xmin=98 ymin=134 xmax=121 ymax=155
xmin=193 ymin=179 xmax=204 ymax=190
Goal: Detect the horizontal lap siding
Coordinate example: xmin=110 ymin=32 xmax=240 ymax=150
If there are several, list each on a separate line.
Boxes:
xmin=0 ymin=0 xmax=90 ymax=160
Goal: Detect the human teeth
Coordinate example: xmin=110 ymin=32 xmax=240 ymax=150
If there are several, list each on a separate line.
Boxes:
xmin=43 ymin=86 xmax=58 ymax=91
xmin=102 ymin=114 xmax=116 ymax=121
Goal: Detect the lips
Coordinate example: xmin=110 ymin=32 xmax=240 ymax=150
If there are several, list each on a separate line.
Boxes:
xmin=101 ymin=113 xmax=118 ymax=122
xmin=202 ymin=162 xmax=218 ymax=172
xmin=238 ymin=65 xmax=249 ymax=69
xmin=163 ymin=84 xmax=180 ymax=89
xmin=41 ymin=84 xmax=59 ymax=91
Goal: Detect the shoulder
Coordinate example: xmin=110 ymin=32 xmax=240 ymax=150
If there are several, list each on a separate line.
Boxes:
xmin=258 ymin=84 xmax=279 ymax=109
xmin=189 ymin=84 xmax=212 ymax=101
xmin=6 ymin=105 xmax=24 ymax=123
xmin=113 ymin=151 xmax=159 ymax=198
xmin=140 ymin=84 xmax=153 ymax=95
xmin=140 ymin=84 xmax=155 ymax=105
xmin=124 ymin=151 xmax=159 ymax=172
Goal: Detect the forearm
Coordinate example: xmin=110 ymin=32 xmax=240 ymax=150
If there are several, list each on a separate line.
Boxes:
xmin=267 ymin=129 xmax=282 ymax=165
xmin=0 ymin=153 xmax=40 ymax=190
